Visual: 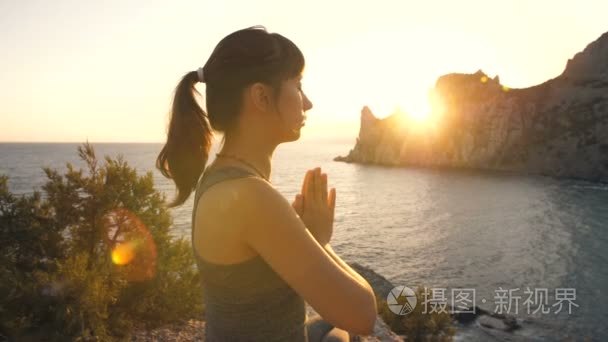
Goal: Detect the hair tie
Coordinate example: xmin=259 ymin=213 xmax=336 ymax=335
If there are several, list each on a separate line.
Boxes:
xmin=196 ymin=67 xmax=205 ymax=83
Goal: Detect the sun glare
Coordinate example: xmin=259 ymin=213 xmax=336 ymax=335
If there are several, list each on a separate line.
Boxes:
xmin=407 ymin=102 xmax=431 ymax=123
xmin=387 ymin=88 xmax=449 ymax=136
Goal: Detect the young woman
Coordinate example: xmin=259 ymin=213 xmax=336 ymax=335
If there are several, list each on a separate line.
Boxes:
xmin=156 ymin=26 xmax=376 ymax=342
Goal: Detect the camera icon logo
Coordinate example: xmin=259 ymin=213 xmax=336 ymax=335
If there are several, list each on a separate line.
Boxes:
xmin=387 ymin=286 xmax=417 ymax=315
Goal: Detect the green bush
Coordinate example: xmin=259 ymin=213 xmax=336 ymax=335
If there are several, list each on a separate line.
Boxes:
xmin=377 ymin=286 xmax=456 ymax=341
xmin=0 ymin=142 xmax=203 ymax=341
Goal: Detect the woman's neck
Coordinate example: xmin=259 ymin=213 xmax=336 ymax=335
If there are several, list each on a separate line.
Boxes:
xmin=214 ymin=134 xmax=277 ymax=181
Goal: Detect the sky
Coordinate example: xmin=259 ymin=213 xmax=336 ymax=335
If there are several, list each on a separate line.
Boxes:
xmin=0 ymin=0 xmax=606 ymax=142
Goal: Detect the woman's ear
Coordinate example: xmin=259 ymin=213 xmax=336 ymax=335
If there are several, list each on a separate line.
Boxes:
xmin=248 ymin=82 xmax=272 ymax=113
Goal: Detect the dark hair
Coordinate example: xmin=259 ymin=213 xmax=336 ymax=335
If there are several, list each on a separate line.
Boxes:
xmin=156 ymin=25 xmax=305 ymax=208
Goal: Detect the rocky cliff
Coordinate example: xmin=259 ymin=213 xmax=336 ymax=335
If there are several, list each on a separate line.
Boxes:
xmin=336 ymin=32 xmax=608 ymax=182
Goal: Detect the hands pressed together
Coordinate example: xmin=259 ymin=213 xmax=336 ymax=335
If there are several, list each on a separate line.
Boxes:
xmin=291 ymin=167 xmax=336 ymax=246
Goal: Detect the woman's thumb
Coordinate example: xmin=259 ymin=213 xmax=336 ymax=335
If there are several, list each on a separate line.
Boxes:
xmin=293 ymin=194 xmax=304 ymax=214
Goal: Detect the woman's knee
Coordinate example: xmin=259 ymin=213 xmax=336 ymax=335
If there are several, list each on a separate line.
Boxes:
xmin=306 ymin=316 xmax=334 ymax=342
xmin=321 ymin=327 xmax=350 ymax=342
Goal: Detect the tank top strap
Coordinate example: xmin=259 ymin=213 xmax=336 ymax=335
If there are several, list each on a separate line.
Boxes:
xmin=191 ymin=165 xmax=261 ymax=246
xmin=193 ymin=165 xmax=260 ymax=206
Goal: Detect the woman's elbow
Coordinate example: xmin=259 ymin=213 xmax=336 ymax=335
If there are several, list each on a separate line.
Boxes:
xmin=349 ymin=311 xmax=376 ymax=336
xmin=350 ymin=291 xmax=377 ymax=336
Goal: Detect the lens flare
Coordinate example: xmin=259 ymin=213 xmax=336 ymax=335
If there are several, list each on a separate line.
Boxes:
xmin=111 ymin=241 xmax=136 ymax=265
xmin=103 ymin=208 xmax=157 ymax=281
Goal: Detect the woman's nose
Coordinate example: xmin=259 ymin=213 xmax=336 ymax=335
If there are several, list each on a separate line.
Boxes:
xmin=303 ymin=94 xmax=313 ymax=111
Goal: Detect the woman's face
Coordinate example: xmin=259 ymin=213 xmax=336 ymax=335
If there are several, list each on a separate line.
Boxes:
xmin=272 ymin=74 xmax=313 ymax=142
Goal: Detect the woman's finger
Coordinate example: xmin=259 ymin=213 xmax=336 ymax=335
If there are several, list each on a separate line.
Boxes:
xmin=304 ymin=169 xmax=312 ymax=195
xmin=320 ymin=173 xmax=328 ymax=206
xmin=301 ymin=169 xmax=311 ymax=198
xmin=314 ymin=167 xmax=322 ymax=203
xmin=329 ymin=188 xmax=336 ymax=216
xmin=305 ymin=169 xmax=315 ymax=206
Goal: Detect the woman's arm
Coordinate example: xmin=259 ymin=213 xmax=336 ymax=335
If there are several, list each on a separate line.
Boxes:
xmin=321 ymin=243 xmax=375 ymax=297
xmin=240 ymin=177 xmax=377 ymax=335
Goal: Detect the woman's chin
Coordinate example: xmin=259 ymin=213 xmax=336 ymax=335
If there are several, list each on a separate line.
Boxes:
xmin=284 ymin=127 xmax=302 ymax=142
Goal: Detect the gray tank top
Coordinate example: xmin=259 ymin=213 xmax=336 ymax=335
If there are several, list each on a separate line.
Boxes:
xmin=191 ymin=166 xmax=308 ymax=342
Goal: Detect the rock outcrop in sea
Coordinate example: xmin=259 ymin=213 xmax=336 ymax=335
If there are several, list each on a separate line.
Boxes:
xmin=335 ymin=31 xmax=608 ymax=183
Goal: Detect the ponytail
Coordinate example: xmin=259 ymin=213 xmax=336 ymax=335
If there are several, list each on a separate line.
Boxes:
xmin=156 ymin=26 xmax=305 ymax=208
xmin=156 ymin=71 xmax=212 ymax=208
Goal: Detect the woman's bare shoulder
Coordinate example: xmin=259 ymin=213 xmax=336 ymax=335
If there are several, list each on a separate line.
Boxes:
xmin=193 ymin=176 xmax=274 ymax=262
xmin=196 ymin=175 xmax=284 ymax=227
xmin=199 ymin=175 xmax=276 ymax=204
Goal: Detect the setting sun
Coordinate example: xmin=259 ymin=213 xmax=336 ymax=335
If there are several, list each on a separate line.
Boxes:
xmin=407 ymin=95 xmax=433 ymax=124
xmin=388 ymin=88 xmax=447 ymax=133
